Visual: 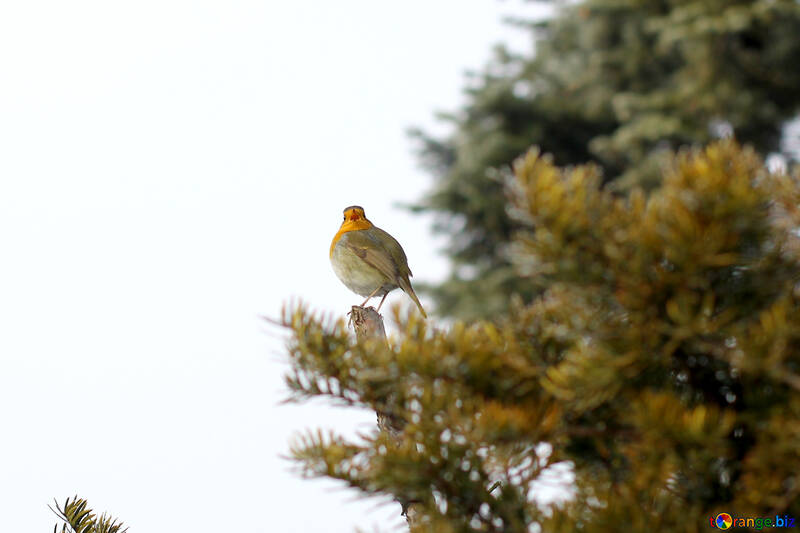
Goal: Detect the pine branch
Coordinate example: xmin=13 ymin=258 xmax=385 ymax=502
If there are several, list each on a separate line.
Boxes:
xmin=50 ymin=496 xmax=127 ymax=533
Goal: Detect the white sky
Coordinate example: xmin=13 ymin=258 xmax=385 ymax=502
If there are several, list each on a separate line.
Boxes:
xmin=0 ymin=2 xmax=545 ymax=531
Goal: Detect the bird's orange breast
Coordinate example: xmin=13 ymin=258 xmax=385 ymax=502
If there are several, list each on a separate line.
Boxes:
xmin=329 ymin=219 xmax=373 ymax=257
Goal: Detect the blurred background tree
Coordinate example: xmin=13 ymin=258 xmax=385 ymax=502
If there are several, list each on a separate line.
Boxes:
xmin=284 ymin=142 xmax=800 ymax=532
xmin=411 ymin=0 xmax=800 ymax=320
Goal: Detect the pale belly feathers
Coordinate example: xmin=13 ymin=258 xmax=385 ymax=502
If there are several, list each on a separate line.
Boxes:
xmin=330 ymin=237 xmax=398 ymax=297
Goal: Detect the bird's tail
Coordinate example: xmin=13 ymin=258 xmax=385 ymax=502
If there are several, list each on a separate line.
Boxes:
xmin=398 ymin=277 xmax=427 ymax=318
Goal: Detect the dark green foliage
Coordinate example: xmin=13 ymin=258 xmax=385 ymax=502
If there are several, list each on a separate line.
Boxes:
xmin=285 ymin=142 xmax=800 ymax=532
xmin=51 ymin=496 xmax=127 ymax=533
xmin=413 ymin=0 xmax=800 ymax=319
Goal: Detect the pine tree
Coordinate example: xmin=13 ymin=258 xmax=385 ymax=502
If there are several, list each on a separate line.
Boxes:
xmin=284 ymin=141 xmax=800 ymax=532
xmin=412 ymin=0 xmax=800 ymax=319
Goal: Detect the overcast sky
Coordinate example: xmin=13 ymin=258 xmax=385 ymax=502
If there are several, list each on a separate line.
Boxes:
xmin=0 ymin=2 xmax=546 ymax=531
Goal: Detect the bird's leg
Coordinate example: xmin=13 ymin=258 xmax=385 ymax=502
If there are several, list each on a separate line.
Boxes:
xmin=360 ymin=286 xmax=382 ymax=307
xmin=376 ymin=292 xmax=389 ymax=313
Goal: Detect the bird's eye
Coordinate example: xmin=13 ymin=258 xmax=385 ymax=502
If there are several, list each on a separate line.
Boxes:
xmin=343 ymin=215 xmax=346 ymax=221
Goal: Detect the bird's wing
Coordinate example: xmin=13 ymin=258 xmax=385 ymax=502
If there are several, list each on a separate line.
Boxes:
xmin=342 ymin=231 xmax=400 ymax=281
xmin=364 ymin=226 xmax=413 ymax=278
xmin=343 ymin=228 xmax=427 ymax=317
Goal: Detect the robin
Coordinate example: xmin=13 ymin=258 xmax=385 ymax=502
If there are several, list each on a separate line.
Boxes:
xmin=330 ymin=206 xmax=427 ymax=317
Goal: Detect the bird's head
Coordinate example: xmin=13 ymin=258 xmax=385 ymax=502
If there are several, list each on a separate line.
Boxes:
xmin=342 ymin=205 xmax=367 ymax=223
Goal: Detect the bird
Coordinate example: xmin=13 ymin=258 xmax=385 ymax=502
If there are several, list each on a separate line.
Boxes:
xmin=330 ymin=205 xmax=427 ymax=317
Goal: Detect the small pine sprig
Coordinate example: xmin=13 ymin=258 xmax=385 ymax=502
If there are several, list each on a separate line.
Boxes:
xmin=50 ymin=496 xmax=127 ymax=533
